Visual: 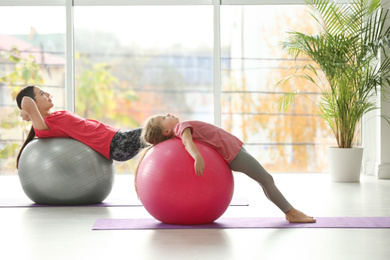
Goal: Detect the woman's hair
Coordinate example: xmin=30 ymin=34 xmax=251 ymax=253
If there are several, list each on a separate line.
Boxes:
xmin=16 ymin=85 xmax=37 ymax=169
xmin=133 ymin=116 xmax=173 ymax=194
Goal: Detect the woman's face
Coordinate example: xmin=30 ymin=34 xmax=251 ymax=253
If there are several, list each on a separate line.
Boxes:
xmin=33 ymin=86 xmax=54 ymax=111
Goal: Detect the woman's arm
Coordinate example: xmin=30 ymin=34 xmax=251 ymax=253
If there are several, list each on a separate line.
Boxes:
xmin=181 ymin=128 xmax=205 ymax=176
xmin=21 ymin=97 xmax=50 ymax=131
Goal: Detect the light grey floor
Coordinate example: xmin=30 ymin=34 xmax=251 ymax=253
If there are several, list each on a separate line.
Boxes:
xmin=1 ymin=173 xmax=390 ymax=260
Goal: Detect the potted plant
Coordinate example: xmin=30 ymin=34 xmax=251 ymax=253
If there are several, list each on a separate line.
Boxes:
xmin=277 ymin=0 xmax=390 ymax=182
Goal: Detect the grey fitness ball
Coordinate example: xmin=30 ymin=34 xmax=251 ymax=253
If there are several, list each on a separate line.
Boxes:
xmin=18 ymin=138 xmax=115 ymax=205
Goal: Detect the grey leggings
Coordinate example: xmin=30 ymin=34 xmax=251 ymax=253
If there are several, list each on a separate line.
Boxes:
xmin=228 ymin=148 xmax=293 ymax=213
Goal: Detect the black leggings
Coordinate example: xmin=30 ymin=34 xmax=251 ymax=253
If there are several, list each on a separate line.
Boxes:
xmin=109 ymin=128 xmax=145 ymax=161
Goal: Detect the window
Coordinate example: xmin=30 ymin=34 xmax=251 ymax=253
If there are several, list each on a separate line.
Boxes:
xmin=0 ymin=6 xmax=65 ymax=174
xmin=74 ymin=6 xmax=213 ymax=126
xmin=221 ymin=5 xmax=336 ymax=172
xmin=0 ymin=1 xmax=345 ymax=175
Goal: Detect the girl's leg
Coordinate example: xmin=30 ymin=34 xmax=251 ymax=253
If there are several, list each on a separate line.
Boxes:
xmin=229 ymin=148 xmax=293 ymax=213
xmin=109 ymin=128 xmax=145 ymax=161
xmin=229 ymin=148 xmax=315 ymax=223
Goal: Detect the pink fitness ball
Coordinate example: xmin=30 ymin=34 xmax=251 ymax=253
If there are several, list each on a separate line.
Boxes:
xmin=136 ymin=138 xmax=234 ymax=225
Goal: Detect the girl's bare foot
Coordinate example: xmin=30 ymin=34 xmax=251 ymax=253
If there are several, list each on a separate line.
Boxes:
xmin=285 ymin=208 xmax=316 ymax=223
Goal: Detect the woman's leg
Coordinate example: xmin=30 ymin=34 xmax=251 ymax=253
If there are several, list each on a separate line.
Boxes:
xmin=229 ymin=148 xmax=293 ymax=213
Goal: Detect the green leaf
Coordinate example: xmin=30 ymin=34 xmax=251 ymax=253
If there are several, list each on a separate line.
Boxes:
xmin=277 ymin=0 xmax=388 ymax=148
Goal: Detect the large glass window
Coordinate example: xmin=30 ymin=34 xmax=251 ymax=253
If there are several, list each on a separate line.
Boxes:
xmin=221 ymin=5 xmax=338 ymax=173
xmin=74 ymin=6 xmax=213 ymax=172
xmin=0 ymin=2 xmax=355 ymax=175
xmin=0 ymin=6 xmax=65 ymax=174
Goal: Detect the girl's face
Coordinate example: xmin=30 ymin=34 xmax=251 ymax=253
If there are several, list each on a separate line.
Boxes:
xmin=160 ymin=114 xmax=179 ymax=135
xmin=33 ymin=86 xmax=54 ymax=112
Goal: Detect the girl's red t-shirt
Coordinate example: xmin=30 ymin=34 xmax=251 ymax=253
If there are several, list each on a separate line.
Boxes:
xmin=174 ymin=121 xmax=243 ymax=163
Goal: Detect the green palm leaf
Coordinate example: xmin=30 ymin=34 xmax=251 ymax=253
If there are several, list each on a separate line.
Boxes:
xmin=277 ymin=0 xmax=390 ymax=148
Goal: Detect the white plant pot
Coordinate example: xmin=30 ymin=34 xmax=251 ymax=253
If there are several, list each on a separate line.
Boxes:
xmin=327 ymin=147 xmax=363 ymax=183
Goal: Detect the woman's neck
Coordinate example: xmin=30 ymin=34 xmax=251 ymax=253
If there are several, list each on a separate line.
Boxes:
xmin=40 ymin=110 xmax=52 ymax=118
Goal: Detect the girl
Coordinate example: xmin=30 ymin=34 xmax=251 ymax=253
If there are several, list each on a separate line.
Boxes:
xmin=136 ymin=114 xmax=316 ymax=223
xmin=16 ymin=85 xmax=145 ymax=168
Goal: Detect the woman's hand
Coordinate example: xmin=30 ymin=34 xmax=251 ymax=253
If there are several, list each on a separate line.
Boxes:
xmin=20 ymin=97 xmax=35 ymax=121
xmin=19 ymin=96 xmax=50 ymax=131
xmin=21 ymin=96 xmax=35 ymax=111
xmin=20 ymin=110 xmax=31 ymax=121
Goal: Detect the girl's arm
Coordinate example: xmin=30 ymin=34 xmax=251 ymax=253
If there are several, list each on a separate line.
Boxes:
xmin=181 ymin=128 xmax=205 ymax=176
xmin=21 ymin=97 xmax=50 ymax=131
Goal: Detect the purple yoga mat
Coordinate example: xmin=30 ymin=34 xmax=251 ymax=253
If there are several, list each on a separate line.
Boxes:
xmin=92 ymin=217 xmax=390 ymax=230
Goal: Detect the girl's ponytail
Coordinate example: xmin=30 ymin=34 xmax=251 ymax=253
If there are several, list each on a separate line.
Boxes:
xmin=133 ymin=145 xmax=153 ymax=196
xmin=133 ymin=116 xmax=171 ymax=195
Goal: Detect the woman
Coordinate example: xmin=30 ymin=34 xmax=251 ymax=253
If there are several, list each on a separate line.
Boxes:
xmin=16 ymin=85 xmax=144 ymax=168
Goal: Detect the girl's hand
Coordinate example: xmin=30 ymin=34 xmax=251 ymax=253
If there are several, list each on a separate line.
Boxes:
xmin=20 ymin=110 xmax=31 ymax=121
xmin=181 ymin=128 xmax=205 ymax=177
xmin=194 ymin=156 xmax=205 ymax=176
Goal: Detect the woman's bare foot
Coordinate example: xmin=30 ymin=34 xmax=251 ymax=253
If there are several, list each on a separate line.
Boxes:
xmin=285 ymin=208 xmax=316 ymax=223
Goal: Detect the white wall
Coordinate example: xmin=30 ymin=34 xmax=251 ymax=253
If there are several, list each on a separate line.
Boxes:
xmin=376 ymin=0 xmax=390 ymax=179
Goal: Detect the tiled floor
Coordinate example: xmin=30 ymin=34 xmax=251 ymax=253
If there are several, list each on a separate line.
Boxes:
xmin=0 ymin=173 xmax=389 ymax=260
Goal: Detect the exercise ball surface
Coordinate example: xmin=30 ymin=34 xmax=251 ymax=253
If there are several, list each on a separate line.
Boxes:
xmin=136 ymin=138 xmax=234 ymax=225
xmin=18 ymin=138 xmax=115 ymax=205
